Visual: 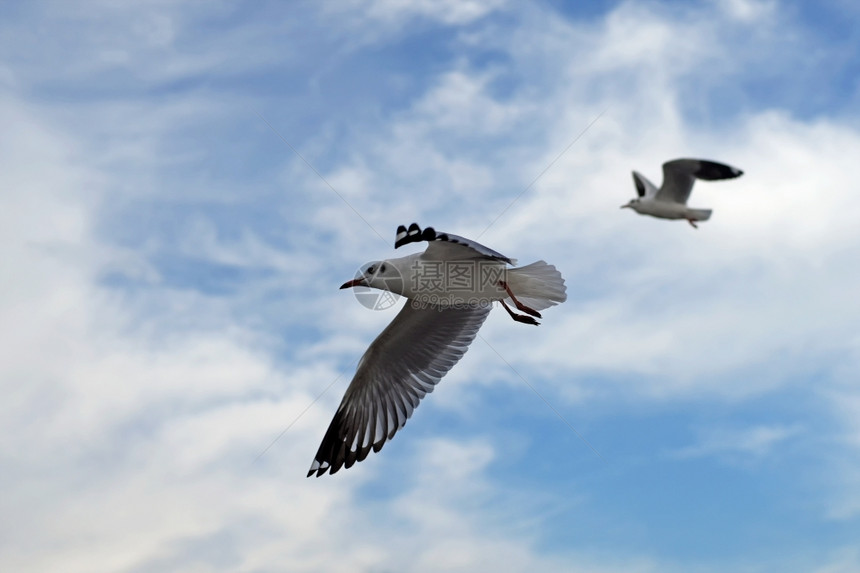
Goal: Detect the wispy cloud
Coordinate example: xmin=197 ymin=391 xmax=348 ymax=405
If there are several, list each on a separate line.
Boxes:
xmin=668 ymin=424 xmax=803 ymax=460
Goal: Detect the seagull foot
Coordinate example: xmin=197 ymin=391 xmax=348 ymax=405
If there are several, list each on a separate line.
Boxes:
xmin=500 ymin=300 xmax=540 ymax=326
xmin=499 ymin=281 xmax=542 ymax=318
xmin=687 ymin=218 xmax=698 ymax=229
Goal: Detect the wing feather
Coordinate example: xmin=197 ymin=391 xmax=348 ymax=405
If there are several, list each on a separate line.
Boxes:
xmin=395 ymin=223 xmax=514 ymax=264
xmin=308 ymin=300 xmax=491 ymax=477
xmin=632 ymin=171 xmax=657 ymax=198
xmin=658 ymin=158 xmax=743 ymax=204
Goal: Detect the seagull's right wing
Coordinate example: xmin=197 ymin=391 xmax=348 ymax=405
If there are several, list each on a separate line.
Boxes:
xmin=632 ymin=171 xmax=658 ymax=199
xmin=657 ymin=158 xmax=744 ymax=204
xmin=307 ymin=300 xmax=491 ymax=477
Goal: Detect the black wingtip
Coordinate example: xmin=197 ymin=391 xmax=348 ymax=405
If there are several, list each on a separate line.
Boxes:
xmin=394 ymin=222 xmax=427 ymax=249
xmin=632 ymin=171 xmax=646 ymax=198
xmin=308 ymin=404 xmax=381 ymax=477
xmin=693 ymin=160 xmax=744 ymax=181
xmin=307 ymin=460 xmax=328 ymax=478
xmin=395 ymin=224 xmax=409 ymax=248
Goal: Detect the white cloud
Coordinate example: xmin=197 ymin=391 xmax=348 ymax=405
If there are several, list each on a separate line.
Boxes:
xmin=717 ymin=0 xmax=777 ymax=22
xmin=668 ymin=424 xmax=803 ymax=460
xmin=0 ymin=96 xmax=353 ymax=572
xmin=362 ymin=0 xmax=507 ymax=25
xmin=409 ymin=70 xmax=530 ymax=134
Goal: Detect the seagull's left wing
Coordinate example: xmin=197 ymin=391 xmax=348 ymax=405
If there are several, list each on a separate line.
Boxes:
xmin=657 ymin=158 xmax=744 ymax=204
xmin=395 ymin=223 xmax=514 ymax=264
xmin=307 ymin=300 xmax=491 ymax=477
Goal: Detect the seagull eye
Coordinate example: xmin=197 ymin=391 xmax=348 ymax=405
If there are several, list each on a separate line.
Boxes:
xmin=367 ymin=266 xmax=375 ymax=274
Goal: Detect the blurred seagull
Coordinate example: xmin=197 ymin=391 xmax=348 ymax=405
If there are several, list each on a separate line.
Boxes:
xmin=621 ymin=158 xmax=743 ymax=228
xmin=308 ymin=223 xmax=566 ymax=477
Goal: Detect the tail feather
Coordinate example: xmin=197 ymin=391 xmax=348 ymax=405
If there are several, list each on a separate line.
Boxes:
xmin=505 ymin=261 xmax=567 ymax=311
xmin=688 ymin=208 xmax=712 ymax=222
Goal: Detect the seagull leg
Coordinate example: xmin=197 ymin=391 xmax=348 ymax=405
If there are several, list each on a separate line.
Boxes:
xmin=498 ymin=281 xmax=542 ymax=318
xmin=500 ymin=299 xmax=540 ymax=326
xmin=687 ymin=218 xmax=699 ymax=229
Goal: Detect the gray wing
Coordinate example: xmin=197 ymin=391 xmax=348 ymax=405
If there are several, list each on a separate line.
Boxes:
xmin=395 ymin=223 xmax=514 ymax=264
xmin=307 ymin=300 xmax=491 ymax=477
xmin=632 ymin=171 xmax=658 ymax=199
xmin=657 ymin=158 xmax=744 ymax=204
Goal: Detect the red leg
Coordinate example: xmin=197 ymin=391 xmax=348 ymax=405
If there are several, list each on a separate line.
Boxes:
xmin=687 ymin=218 xmax=698 ymax=229
xmin=499 ymin=281 xmax=542 ymax=318
xmin=500 ymin=299 xmax=540 ymax=326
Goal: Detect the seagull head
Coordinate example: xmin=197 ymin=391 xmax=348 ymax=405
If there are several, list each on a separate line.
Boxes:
xmin=620 ymin=198 xmax=639 ymax=210
xmin=340 ymin=260 xmax=404 ymax=293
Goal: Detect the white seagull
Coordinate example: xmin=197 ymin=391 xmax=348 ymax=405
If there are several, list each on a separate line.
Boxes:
xmin=308 ymin=223 xmax=567 ymax=477
xmin=621 ymin=158 xmax=743 ymax=228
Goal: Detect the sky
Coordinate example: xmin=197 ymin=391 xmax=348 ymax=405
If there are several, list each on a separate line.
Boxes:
xmin=2 ymin=0 xmax=860 ymax=571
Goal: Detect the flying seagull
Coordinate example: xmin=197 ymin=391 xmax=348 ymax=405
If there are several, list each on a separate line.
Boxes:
xmin=621 ymin=158 xmax=743 ymax=228
xmin=307 ymin=223 xmax=567 ymax=477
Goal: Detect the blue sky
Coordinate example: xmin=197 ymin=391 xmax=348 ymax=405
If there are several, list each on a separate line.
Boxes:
xmin=2 ymin=0 xmax=860 ymax=571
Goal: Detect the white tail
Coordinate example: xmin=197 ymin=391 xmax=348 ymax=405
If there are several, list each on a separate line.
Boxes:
xmin=688 ymin=208 xmax=712 ymax=222
xmin=505 ymin=260 xmax=567 ymax=311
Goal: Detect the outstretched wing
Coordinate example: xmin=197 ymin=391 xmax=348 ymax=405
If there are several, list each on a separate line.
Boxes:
xmin=658 ymin=158 xmax=744 ymax=205
xmin=631 ymin=171 xmax=658 ymax=199
xmin=394 ymin=223 xmax=514 ymax=264
xmin=307 ymin=300 xmax=491 ymax=477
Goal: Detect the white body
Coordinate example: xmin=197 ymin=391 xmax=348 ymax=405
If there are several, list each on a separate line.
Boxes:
xmin=384 ymin=253 xmax=566 ymax=310
xmin=627 ymin=199 xmax=712 ymax=222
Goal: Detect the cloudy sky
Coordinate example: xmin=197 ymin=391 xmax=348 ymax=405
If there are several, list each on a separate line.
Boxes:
xmin=2 ymin=0 xmax=860 ymax=571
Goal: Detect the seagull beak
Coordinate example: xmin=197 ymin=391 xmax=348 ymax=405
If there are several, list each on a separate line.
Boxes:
xmin=340 ymin=278 xmax=366 ymax=289
xmin=620 ymin=204 xmax=630 ymax=209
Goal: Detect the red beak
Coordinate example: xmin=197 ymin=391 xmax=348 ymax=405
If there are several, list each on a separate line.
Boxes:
xmin=340 ymin=278 xmax=366 ymax=289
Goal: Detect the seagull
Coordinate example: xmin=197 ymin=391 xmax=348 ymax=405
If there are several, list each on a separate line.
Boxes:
xmin=307 ymin=223 xmax=567 ymax=477
xmin=621 ymin=158 xmax=743 ymax=228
